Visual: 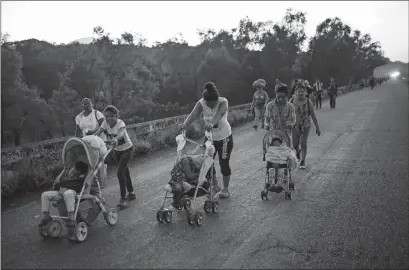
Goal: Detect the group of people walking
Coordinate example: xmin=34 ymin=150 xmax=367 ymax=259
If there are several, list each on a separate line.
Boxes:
xmin=251 ymin=78 xmax=324 ymax=169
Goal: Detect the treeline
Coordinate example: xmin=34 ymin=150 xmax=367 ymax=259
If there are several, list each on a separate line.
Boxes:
xmin=1 ymin=9 xmax=389 ymax=147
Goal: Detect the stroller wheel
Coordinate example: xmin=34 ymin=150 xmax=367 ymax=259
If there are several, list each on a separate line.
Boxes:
xmin=183 ymin=198 xmax=192 ymax=211
xmin=104 ymin=209 xmax=118 ymax=226
xmin=212 ymin=201 xmax=219 ymax=214
xmin=289 ymin=182 xmax=295 ymax=191
xmin=46 ymin=219 xmax=62 ymax=239
xmin=261 ymin=190 xmax=268 ymax=200
xmin=39 ymin=226 xmax=49 ymax=239
xmin=187 ymin=211 xmax=195 ymax=226
xmin=156 ymin=209 xmax=164 ymax=224
xmin=204 ymin=200 xmax=212 ymax=213
xmin=72 ymin=222 xmax=88 ymax=243
xmin=194 ymin=212 xmax=203 ymax=226
xmin=285 ymin=192 xmax=292 ymax=200
xmin=164 ymin=210 xmax=172 ymax=224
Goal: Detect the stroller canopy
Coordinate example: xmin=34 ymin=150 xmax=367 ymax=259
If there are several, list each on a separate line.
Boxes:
xmin=262 ymin=129 xmax=291 ymax=154
xmin=62 ymin=137 xmax=100 ymax=170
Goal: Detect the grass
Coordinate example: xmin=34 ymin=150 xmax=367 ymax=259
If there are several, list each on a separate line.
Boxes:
xmin=1 ymin=109 xmax=252 ymax=200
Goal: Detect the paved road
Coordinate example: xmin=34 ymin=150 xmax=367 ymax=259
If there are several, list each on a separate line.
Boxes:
xmin=2 ymin=82 xmax=408 ymax=269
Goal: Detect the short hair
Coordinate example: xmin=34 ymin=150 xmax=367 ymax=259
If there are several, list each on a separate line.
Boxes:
xmin=104 ymin=105 xmax=120 ymax=116
xmin=81 ymin=98 xmax=92 ymax=105
xmin=276 ymin=84 xmax=289 ymax=94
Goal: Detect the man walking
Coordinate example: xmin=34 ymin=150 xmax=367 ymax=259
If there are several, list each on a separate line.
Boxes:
xmin=327 ymin=77 xmax=338 ymax=109
xmin=313 ymin=78 xmax=323 ymax=109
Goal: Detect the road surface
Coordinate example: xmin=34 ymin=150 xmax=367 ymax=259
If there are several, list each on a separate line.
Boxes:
xmin=2 ymin=81 xmax=408 ymax=269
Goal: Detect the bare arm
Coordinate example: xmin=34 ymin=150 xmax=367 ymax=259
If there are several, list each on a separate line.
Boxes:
xmin=285 ymin=103 xmax=296 ymax=127
xmin=264 ymin=102 xmax=272 ymax=128
xmin=75 ymin=125 xmax=82 ymax=137
xmin=93 ymin=126 xmax=105 ymax=137
xmin=210 ymin=100 xmax=228 ymax=126
xmin=87 ymin=117 xmax=105 ymax=135
xmin=250 ymin=93 xmax=256 ymax=110
xmin=309 ymin=100 xmax=320 ymax=129
xmin=183 ymin=101 xmax=203 ymax=127
xmin=264 ymin=91 xmax=269 ymax=107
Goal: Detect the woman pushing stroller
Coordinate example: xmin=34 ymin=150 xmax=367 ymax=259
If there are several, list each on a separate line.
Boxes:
xmin=179 ymin=82 xmax=233 ymax=198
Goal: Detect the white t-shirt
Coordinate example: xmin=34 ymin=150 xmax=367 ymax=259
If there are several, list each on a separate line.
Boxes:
xmin=75 ymin=109 xmax=106 ymax=140
xmin=101 ymin=119 xmax=133 ymax=152
xmin=199 ymin=97 xmax=232 ymax=141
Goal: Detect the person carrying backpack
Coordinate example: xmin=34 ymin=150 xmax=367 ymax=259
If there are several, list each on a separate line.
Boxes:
xmin=289 ymin=83 xmax=321 ymax=169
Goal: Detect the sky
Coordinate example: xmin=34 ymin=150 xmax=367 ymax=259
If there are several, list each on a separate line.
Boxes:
xmin=2 ymin=1 xmax=408 ymax=62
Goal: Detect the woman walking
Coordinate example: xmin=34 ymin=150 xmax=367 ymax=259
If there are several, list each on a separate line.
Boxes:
xmin=264 ymin=84 xmax=296 ymax=142
xmin=179 ymin=82 xmax=232 ymax=198
xmin=74 ymin=98 xmax=107 ymax=187
xmin=94 ymin=105 xmax=136 ymax=209
xmin=290 ymin=83 xmax=321 ymax=169
xmin=250 ymin=79 xmax=269 ymax=130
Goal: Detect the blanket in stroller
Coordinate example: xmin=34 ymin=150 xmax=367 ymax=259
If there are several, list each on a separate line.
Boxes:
xmin=265 ymin=146 xmax=298 ymax=170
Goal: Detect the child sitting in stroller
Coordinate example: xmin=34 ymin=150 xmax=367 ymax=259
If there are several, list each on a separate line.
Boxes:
xmin=39 ymin=161 xmax=88 ymax=227
xmin=265 ymin=137 xmax=298 ymax=191
xmin=165 ymin=153 xmax=212 ymax=209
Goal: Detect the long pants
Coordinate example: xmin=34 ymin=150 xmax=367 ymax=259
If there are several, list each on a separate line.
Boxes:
xmin=253 ymin=106 xmax=265 ymax=127
xmin=114 ymin=147 xmax=134 ymax=199
xmin=41 ymin=189 xmax=76 ymax=212
xmin=329 ymin=94 xmax=336 ymax=108
xmin=205 ymin=134 xmax=234 ymax=177
xmin=315 ymin=91 xmax=322 ymax=108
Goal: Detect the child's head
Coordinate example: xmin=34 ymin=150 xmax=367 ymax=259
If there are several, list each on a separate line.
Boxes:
xmin=270 ymin=138 xmax=283 ymax=147
xmin=68 ymin=161 xmax=88 ymax=177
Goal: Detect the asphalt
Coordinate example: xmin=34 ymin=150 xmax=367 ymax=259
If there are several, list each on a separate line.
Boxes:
xmin=1 ymin=81 xmax=408 ymax=269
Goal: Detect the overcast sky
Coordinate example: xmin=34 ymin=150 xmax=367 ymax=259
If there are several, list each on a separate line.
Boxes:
xmin=2 ymin=1 xmax=408 ymax=62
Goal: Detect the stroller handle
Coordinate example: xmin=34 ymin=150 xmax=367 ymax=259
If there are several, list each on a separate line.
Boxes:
xmin=181 ymin=130 xmax=213 ymax=147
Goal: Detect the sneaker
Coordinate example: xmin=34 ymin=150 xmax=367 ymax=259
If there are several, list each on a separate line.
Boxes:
xmin=38 ymin=217 xmax=52 ymax=227
xmin=127 ymin=193 xmax=136 ymax=201
xmin=219 ymin=188 xmax=230 ymax=199
xmin=299 ymin=160 xmax=306 ymax=169
xmin=117 ymin=198 xmax=128 ymax=210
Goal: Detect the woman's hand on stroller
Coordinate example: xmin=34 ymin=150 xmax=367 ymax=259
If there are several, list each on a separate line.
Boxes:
xmin=204 ymin=123 xmax=215 ymax=132
xmin=109 ymin=138 xmax=118 ymax=147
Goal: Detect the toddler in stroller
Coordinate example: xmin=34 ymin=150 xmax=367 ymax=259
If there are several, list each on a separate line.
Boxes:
xmin=38 ymin=137 xmax=118 ymax=243
xmin=40 ymin=161 xmax=88 ymax=228
xmin=261 ymin=129 xmax=298 ymax=200
xmin=157 ymin=131 xmax=220 ymax=226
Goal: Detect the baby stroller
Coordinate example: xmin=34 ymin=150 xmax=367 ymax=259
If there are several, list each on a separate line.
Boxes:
xmin=156 ymin=130 xmax=219 ymax=227
xmin=39 ymin=137 xmax=118 ymax=243
xmin=261 ymin=129 xmax=296 ymax=201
